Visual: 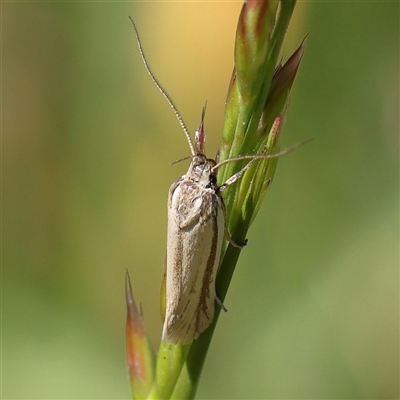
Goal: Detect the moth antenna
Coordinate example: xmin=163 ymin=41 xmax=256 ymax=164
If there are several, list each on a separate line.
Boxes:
xmin=170 ymin=155 xmax=192 ymax=165
xmin=211 ymin=138 xmax=313 ymax=172
xmin=129 ymin=17 xmax=195 ymax=156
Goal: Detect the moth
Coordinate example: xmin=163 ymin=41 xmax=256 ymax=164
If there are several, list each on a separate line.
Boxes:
xmin=130 ymin=18 xmax=304 ymax=344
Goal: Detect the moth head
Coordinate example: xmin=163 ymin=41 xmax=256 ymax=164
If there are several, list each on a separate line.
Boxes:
xmin=188 ymin=155 xmax=217 ymax=185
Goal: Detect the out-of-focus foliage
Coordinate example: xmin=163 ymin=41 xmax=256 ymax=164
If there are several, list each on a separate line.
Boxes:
xmin=2 ymin=2 xmax=398 ymax=399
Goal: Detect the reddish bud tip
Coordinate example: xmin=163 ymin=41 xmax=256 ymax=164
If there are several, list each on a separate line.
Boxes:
xmin=125 ymin=271 xmax=155 ymax=396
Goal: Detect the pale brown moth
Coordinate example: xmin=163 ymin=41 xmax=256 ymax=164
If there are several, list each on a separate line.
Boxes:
xmin=130 ymin=18 xmax=306 ymax=344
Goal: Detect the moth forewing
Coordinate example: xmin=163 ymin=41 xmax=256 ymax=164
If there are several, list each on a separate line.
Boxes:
xmin=162 ymin=156 xmax=225 ymax=344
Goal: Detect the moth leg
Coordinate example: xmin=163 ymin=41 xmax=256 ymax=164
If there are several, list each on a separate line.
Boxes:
xmin=215 ymin=295 xmax=228 ymax=312
xmin=218 ymin=158 xmax=257 ymax=192
xmin=225 ymin=226 xmax=248 ymax=249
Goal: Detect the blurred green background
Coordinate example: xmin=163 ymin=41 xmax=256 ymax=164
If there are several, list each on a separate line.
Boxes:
xmin=3 ymin=2 xmax=398 ymax=399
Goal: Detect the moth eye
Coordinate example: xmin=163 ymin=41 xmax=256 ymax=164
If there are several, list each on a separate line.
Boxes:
xmin=209 ymin=174 xmax=217 ymax=186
